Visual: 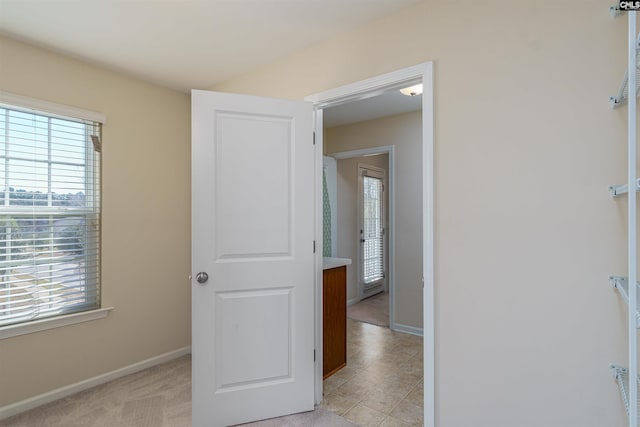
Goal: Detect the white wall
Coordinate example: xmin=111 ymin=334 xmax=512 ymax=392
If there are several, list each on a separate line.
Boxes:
xmin=214 ymin=1 xmax=631 ymax=425
xmin=0 ymin=36 xmax=191 ymax=408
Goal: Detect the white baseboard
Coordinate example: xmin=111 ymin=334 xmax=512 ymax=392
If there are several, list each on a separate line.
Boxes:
xmin=392 ymin=323 xmax=423 ymax=337
xmin=0 ymin=346 xmax=191 ymax=421
xmin=346 ymin=297 xmax=360 ymax=307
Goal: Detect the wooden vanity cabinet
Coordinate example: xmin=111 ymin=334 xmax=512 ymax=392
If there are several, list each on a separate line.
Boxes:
xmin=323 ymin=265 xmax=347 ymax=379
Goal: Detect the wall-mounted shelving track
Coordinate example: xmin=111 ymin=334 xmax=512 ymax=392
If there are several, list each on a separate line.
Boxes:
xmin=610 ymin=6 xmax=639 ymax=427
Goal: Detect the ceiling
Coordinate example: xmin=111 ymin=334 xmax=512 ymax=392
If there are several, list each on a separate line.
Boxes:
xmin=323 ymin=89 xmax=422 ymax=128
xmin=0 ymin=0 xmax=420 ymax=93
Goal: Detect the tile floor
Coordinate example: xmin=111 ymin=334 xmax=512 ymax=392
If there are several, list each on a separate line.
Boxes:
xmin=321 ymin=319 xmax=424 ymax=427
xmin=347 ymin=291 xmax=390 ymax=327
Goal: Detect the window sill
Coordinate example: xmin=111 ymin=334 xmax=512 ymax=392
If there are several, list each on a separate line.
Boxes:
xmin=0 ymin=307 xmax=114 ymax=340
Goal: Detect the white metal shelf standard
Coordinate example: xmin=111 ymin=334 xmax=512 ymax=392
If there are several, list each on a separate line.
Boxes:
xmin=609 ymin=8 xmax=639 ymax=427
xmin=628 ymin=11 xmax=638 ymax=427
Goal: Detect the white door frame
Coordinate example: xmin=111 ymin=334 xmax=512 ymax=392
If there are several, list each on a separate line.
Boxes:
xmin=331 ymin=146 xmax=395 ymax=326
xmin=305 ymin=61 xmax=435 ymax=427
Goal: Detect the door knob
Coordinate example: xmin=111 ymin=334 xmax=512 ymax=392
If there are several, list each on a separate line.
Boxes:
xmin=195 ymin=272 xmax=209 ymax=284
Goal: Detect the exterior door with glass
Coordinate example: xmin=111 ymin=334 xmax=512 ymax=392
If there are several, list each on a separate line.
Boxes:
xmin=358 ymin=164 xmax=386 ymax=299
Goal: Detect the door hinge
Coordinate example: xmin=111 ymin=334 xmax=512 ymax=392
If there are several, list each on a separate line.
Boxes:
xmin=314 ymin=349 xmax=316 ymax=362
xmin=313 ymin=240 xmax=316 ymax=253
xmin=313 ymin=132 xmax=316 ymax=145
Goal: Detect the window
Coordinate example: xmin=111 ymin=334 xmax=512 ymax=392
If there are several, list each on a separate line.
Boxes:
xmin=0 ymin=99 xmax=102 ymax=328
xmin=359 ymin=165 xmax=385 ymax=289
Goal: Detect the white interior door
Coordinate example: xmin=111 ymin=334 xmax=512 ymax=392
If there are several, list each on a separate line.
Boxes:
xmin=191 ymin=90 xmax=315 ymax=427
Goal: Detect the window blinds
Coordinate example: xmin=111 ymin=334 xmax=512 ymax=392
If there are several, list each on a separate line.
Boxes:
xmin=0 ymin=106 xmax=101 ymax=327
xmin=362 ymin=175 xmax=384 ymax=286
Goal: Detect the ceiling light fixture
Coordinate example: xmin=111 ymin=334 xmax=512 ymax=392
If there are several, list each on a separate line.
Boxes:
xmin=399 ymin=84 xmax=423 ymax=97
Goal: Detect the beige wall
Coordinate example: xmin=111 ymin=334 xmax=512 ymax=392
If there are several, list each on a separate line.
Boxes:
xmin=214 ymin=1 xmax=630 ymax=425
xmin=333 ymin=151 xmax=389 ymax=304
xmin=327 ymin=112 xmax=422 ymax=330
xmin=0 ymin=36 xmax=191 ymax=407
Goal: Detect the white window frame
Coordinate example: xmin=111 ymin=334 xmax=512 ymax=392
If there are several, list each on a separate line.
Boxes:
xmin=0 ymin=91 xmax=111 ymax=340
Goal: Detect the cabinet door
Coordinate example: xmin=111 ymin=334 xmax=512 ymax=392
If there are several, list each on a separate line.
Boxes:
xmin=323 ymin=266 xmax=347 ymax=379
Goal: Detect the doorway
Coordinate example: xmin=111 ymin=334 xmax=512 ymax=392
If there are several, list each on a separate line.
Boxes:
xmin=322 ymin=109 xmax=416 ymax=425
xmin=306 ymin=62 xmax=435 ymax=427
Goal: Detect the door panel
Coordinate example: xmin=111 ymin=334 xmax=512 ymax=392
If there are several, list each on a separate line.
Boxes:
xmin=192 ymin=90 xmax=315 ymax=427
xmin=215 ymin=288 xmax=292 ymax=389
xmin=214 ymin=112 xmax=292 ymax=259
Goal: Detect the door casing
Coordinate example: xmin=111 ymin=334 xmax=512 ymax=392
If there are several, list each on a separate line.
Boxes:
xmin=305 ymin=61 xmax=435 ymax=427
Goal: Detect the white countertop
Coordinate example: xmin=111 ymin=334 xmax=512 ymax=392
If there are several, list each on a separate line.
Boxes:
xmin=323 ymin=257 xmax=352 ymax=270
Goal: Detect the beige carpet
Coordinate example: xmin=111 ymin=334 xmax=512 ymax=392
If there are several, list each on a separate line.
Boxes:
xmin=347 ymin=291 xmax=389 ymax=327
xmin=0 ymin=355 xmax=356 ymax=427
